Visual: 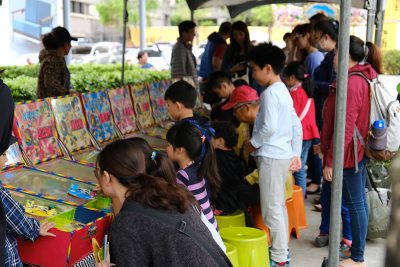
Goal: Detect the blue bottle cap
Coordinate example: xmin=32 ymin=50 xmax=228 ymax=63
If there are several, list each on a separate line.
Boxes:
xmin=373 ymin=120 xmax=385 ymax=129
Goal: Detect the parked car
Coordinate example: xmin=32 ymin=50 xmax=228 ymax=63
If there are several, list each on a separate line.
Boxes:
xmin=71 ymin=42 xmax=123 ymax=64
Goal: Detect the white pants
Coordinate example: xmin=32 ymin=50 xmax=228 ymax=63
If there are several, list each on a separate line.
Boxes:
xmin=256 ymin=156 xmax=290 ymax=263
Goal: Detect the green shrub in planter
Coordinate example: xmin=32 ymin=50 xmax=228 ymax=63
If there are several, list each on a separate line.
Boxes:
xmin=3 ymin=76 xmax=37 ymax=102
xmin=1 ymin=64 xmax=170 ymax=100
xmin=383 ymin=50 xmax=400 ymax=75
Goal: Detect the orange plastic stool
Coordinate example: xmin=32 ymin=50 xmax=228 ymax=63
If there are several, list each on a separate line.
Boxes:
xmin=252 ymin=198 xmax=301 ymax=242
xmin=292 ymin=185 xmax=307 ymax=229
xmin=285 ymin=198 xmax=300 ymax=239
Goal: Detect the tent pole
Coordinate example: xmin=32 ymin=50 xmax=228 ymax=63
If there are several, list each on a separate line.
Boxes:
xmin=326 ymin=0 xmax=351 ymax=266
xmin=375 ymin=0 xmax=386 ymax=47
xmin=121 ymin=0 xmax=128 ymax=86
xmin=365 ymin=0 xmax=377 ymax=42
xmin=63 ymin=0 xmax=71 ymax=64
xmin=139 ymin=0 xmax=146 ymax=50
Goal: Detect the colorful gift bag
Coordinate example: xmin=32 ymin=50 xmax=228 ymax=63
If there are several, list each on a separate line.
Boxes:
xmin=50 ymin=96 xmax=93 ymax=152
xmin=81 ymin=90 xmax=118 ymax=144
xmin=107 ymin=87 xmax=137 ymax=135
xmin=50 ymin=96 xmax=99 ymax=164
xmin=130 ymin=84 xmax=155 ymax=129
xmin=14 ymin=100 xmax=61 ymax=164
xmin=147 ymin=81 xmax=169 ymax=124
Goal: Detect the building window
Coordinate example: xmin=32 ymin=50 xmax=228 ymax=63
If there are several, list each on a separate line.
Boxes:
xmin=71 ymin=1 xmax=90 ymax=15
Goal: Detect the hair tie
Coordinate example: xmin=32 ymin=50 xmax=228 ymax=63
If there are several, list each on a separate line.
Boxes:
xmin=304 ymin=74 xmax=310 ymax=79
xmin=151 ymin=151 xmax=156 ymax=161
xmin=201 ymin=135 xmax=206 ymax=143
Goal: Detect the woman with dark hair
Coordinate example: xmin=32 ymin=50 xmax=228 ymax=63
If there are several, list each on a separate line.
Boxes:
xmin=294 ymin=23 xmax=324 ymax=77
xmin=321 ymin=35 xmax=382 ymax=267
xmin=37 ymin=26 xmax=77 ymax=98
xmin=311 ymin=21 xmax=353 ymax=258
xmin=95 ymin=139 xmax=230 ymax=266
xmin=221 ymin=21 xmax=261 ymax=91
xmin=307 ymin=21 xmax=338 ymax=195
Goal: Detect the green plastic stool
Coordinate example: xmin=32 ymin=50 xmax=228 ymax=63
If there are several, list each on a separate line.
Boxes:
xmin=220 ymin=227 xmax=270 ymax=267
xmin=215 ymin=210 xmax=246 ymax=230
xmin=224 ymin=242 xmax=239 ymax=267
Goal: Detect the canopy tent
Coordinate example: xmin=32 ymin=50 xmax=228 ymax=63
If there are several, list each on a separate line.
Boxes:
xmin=225 ymin=0 xmax=366 ymax=17
xmin=186 ymin=0 xmax=366 ymax=12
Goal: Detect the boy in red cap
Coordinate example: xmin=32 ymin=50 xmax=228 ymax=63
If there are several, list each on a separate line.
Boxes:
xmin=223 ymin=43 xmax=302 ymax=267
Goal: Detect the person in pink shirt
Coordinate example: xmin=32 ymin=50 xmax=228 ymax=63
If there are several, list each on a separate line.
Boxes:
xmin=283 ymin=61 xmax=320 ymax=197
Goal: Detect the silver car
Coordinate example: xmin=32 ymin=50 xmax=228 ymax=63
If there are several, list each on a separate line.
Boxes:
xmin=71 ymin=42 xmax=123 ymax=64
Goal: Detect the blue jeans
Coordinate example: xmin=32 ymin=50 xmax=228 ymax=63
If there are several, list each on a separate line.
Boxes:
xmin=293 ymin=140 xmax=312 ymax=197
xmin=342 ymin=161 xmax=368 ymax=262
xmin=319 ymin=181 xmax=352 ymax=241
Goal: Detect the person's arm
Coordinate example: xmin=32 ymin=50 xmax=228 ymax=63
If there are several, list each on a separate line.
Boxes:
xmin=250 ymin=90 xmax=279 ymax=148
xmin=176 ymin=170 xmax=190 ymax=187
xmin=1 ymin=186 xmax=40 ymax=241
xmin=211 ymin=43 xmax=227 ymax=71
xmin=170 ymin=44 xmax=187 ymax=78
xmin=291 ymin=108 xmax=303 ymax=157
xmin=42 ymin=61 xmax=68 ymax=97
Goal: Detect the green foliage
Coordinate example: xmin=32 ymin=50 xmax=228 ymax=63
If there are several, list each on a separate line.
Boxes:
xmin=96 ymin=0 xmax=158 ymax=27
xmin=383 ymin=50 xmax=400 ymax=75
xmin=234 ymin=5 xmax=274 ymax=26
xmin=0 ymin=64 xmax=170 ymax=101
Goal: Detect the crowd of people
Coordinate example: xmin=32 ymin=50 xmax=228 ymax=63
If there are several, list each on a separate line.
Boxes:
xmin=0 ymin=12 xmax=389 ymax=267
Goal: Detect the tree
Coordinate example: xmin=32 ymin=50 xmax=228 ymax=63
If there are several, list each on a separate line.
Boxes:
xmin=235 ymin=5 xmax=274 ymax=26
xmin=96 ymin=0 xmax=158 ymax=27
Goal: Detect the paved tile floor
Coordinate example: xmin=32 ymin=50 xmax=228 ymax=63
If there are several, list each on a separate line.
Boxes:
xmin=289 ymin=195 xmax=386 ymax=267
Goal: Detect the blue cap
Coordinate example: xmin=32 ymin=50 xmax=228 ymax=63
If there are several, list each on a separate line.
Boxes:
xmin=373 ymin=120 xmax=385 ymax=129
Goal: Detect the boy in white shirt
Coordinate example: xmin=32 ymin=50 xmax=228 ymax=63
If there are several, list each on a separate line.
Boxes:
xmin=223 ymin=43 xmax=302 ymax=267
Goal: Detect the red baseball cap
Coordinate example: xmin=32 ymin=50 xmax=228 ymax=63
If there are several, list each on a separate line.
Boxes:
xmin=222 ymin=85 xmax=259 ymax=110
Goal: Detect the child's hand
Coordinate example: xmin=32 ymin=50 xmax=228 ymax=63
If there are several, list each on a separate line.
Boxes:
xmin=289 ymin=156 xmax=301 ymax=172
xmin=244 ymin=141 xmax=255 ymax=153
xmin=39 ymin=221 xmax=56 ymax=237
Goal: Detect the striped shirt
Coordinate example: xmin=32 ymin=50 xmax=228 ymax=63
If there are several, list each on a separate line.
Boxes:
xmin=177 ymin=164 xmax=218 ymax=230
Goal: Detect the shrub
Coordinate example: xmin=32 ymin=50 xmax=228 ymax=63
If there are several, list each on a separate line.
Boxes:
xmin=0 ymin=64 xmax=170 ymax=101
xmin=383 ymin=50 xmax=400 ymax=75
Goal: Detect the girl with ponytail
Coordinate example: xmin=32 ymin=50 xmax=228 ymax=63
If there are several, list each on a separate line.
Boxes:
xmin=95 ymin=139 xmax=229 ymax=266
xmin=283 ymin=61 xmax=320 ymax=197
xmin=166 ymin=121 xmax=221 ymax=230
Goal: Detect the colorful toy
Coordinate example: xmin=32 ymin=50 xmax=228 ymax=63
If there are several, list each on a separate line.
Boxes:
xmin=68 ymin=184 xmax=96 ymax=200
xmin=24 ymin=199 xmax=58 ymax=217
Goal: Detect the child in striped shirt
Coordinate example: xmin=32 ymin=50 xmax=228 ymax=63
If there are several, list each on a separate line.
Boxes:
xmin=166 ymin=121 xmax=221 ymax=230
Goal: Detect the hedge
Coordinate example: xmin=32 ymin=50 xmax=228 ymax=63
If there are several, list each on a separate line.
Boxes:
xmin=0 ymin=64 xmax=170 ymax=102
xmin=383 ymin=50 xmax=400 ymax=75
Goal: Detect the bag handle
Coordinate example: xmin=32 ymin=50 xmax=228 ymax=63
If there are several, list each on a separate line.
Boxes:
xmin=365 ymin=168 xmax=385 ymax=205
xmin=299 ymin=98 xmax=312 ymax=121
xmin=122 ymin=201 xmax=231 ymax=267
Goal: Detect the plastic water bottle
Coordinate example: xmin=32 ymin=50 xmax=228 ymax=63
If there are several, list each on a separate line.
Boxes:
xmin=373 ymin=120 xmax=385 ymax=129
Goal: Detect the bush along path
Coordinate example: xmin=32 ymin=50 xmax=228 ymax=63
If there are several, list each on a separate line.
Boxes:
xmin=0 ymin=64 xmax=170 ymax=101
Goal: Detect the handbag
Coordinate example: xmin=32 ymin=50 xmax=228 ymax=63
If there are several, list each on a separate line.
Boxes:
xmin=366 ymin=170 xmax=390 ymax=239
